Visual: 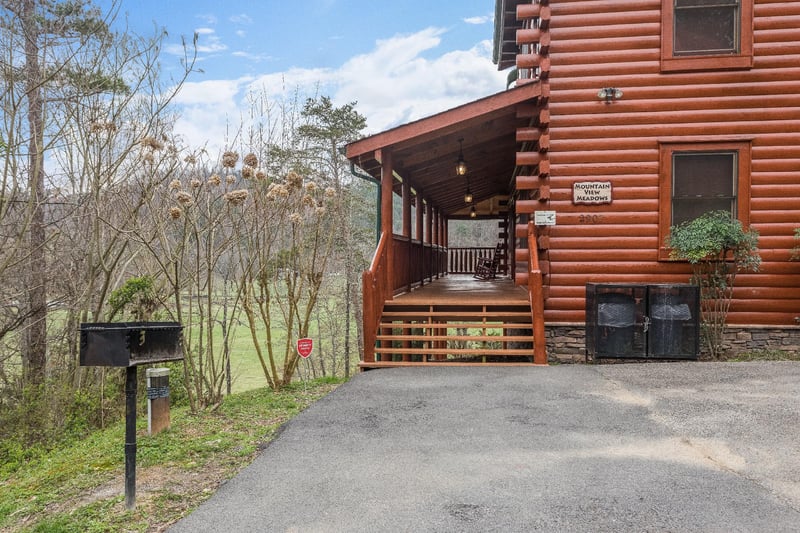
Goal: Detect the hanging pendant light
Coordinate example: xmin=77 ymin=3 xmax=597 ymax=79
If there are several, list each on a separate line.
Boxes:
xmin=470 ymin=205 xmax=477 ymax=218
xmin=456 ymin=138 xmax=467 ymax=176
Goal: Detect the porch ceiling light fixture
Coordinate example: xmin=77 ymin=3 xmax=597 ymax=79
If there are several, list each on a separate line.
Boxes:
xmin=456 ymin=138 xmax=467 ymax=176
xmin=470 ymin=204 xmax=477 ymax=218
xmin=598 ymin=87 xmax=623 ymax=103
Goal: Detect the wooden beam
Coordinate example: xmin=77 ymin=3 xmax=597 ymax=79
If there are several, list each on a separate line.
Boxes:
xmin=416 ymin=191 xmax=424 ymax=245
xmin=382 ymin=149 xmax=394 ymax=299
xmin=402 ymin=180 xmax=412 ymax=239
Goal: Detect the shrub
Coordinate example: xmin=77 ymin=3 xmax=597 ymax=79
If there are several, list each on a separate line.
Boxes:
xmin=666 ymin=211 xmax=761 ymax=359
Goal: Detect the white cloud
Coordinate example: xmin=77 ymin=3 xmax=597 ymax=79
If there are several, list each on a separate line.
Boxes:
xmin=231 ymin=50 xmax=270 ymax=62
xmin=169 ymin=27 xmax=507 ymax=153
xmin=229 ymin=14 xmax=253 ymax=25
xmin=196 ymin=14 xmax=217 ymax=25
xmin=171 ymin=78 xmax=251 ymax=149
xmin=334 ymin=28 xmax=506 ymax=132
xmin=167 ymin=27 xmax=227 ymax=56
xmin=194 ymin=28 xmax=227 ymax=53
xmin=464 ymin=15 xmax=491 ymax=25
xmin=173 ymin=79 xmax=247 ymax=106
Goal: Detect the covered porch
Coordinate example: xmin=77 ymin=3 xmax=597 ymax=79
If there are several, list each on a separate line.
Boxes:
xmin=346 ymin=82 xmax=549 ymax=367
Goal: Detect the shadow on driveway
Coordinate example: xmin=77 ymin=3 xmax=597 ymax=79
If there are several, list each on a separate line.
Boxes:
xmin=170 ymin=362 xmax=800 ymax=532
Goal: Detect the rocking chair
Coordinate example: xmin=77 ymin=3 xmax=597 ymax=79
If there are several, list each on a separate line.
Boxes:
xmin=473 ymin=243 xmax=503 ymax=280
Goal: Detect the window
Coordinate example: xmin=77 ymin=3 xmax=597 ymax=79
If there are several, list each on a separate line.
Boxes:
xmin=672 ymin=151 xmax=737 ymax=225
xmin=658 ymin=141 xmax=751 ymax=259
xmin=661 ymin=0 xmax=753 ymax=72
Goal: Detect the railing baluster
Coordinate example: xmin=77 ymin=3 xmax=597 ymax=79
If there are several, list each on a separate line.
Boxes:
xmin=447 ymin=247 xmax=494 ymax=274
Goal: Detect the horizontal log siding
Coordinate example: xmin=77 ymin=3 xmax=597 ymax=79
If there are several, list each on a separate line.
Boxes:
xmin=538 ymin=0 xmax=800 ymax=325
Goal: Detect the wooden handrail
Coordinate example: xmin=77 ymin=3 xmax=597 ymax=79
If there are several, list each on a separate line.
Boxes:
xmin=363 ymin=232 xmax=450 ymax=364
xmin=362 ymin=231 xmax=390 ymax=363
xmin=527 ymin=222 xmax=547 ymax=364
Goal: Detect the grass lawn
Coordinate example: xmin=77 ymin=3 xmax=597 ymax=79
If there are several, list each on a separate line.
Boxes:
xmin=178 ymin=292 xmax=358 ymax=393
xmin=0 ymin=378 xmax=344 ymax=533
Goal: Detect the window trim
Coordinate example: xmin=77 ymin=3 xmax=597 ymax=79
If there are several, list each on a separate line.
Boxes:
xmin=661 ymin=0 xmax=754 ymax=72
xmin=658 ymin=140 xmax=752 ymax=261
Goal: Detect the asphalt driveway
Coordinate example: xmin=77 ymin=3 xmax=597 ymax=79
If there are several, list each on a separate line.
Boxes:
xmin=170 ymin=362 xmax=800 ymax=532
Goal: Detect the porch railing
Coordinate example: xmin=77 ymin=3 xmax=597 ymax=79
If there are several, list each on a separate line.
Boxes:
xmin=363 ymin=232 xmax=448 ymax=363
xmin=362 ymin=232 xmax=390 ymax=364
xmin=392 ymin=236 xmax=445 ymax=292
xmin=527 ymin=222 xmax=547 ymax=364
xmin=448 ymin=247 xmax=495 ymax=274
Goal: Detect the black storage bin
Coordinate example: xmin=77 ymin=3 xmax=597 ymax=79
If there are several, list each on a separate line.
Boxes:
xmin=586 ymin=284 xmax=647 ymax=359
xmin=597 ymin=292 xmax=636 ymax=356
xmin=586 ymin=283 xmax=699 ymax=361
xmin=647 ymin=285 xmax=700 ymax=359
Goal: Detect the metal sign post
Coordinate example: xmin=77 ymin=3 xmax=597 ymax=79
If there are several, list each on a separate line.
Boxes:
xmin=124 ymin=366 xmax=137 ymax=510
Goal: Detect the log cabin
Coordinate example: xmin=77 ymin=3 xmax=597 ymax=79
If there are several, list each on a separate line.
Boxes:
xmin=345 ymin=0 xmax=800 ymax=368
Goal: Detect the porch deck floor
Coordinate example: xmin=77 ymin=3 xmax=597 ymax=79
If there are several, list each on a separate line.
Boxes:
xmin=392 ymin=274 xmax=529 ymax=306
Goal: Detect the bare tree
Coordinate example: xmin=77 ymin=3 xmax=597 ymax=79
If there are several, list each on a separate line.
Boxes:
xmin=0 ymin=0 xmax=196 ymax=443
xmin=296 ymin=96 xmax=367 ymax=378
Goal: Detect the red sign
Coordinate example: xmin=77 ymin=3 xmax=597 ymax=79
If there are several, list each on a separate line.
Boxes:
xmin=297 ymin=338 xmax=313 ymax=359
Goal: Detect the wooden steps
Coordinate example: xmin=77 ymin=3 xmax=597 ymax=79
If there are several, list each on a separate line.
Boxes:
xmin=363 ymin=300 xmax=537 ymax=368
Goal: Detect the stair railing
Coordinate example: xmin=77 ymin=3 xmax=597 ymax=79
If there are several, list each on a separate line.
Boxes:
xmin=527 ymin=221 xmax=548 ymax=364
xmin=362 ymin=231 xmax=390 ymax=363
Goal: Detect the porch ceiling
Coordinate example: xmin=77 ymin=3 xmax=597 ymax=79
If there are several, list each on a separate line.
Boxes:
xmin=346 ymin=83 xmax=541 ymax=218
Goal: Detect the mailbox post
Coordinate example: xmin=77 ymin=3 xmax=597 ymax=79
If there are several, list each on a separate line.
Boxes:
xmin=79 ymin=322 xmax=183 ymax=510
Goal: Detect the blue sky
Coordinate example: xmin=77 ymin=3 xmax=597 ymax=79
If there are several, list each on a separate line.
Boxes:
xmin=101 ymin=0 xmax=508 ymax=150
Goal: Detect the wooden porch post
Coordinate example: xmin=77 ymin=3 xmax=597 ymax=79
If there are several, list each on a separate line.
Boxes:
xmin=441 ymin=218 xmax=450 ymax=276
xmin=416 ymin=192 xmax=424 ymax=286
xmin=381 ymin=149 xmax=394 ymax=301
xmin=432 ymin=207 xmax=440 ymax=279
xmin=402 ymin=179 xmax=412 ymax=293
xmin=415 ymin=193 xmax=424 ymax=243
xmin=426 ymin=201 xmax=433 ymax=282
xmin=402 ymin=182 xmax=416 ymax=361
xmin=380 ymin=149 xmax=395 ymax=362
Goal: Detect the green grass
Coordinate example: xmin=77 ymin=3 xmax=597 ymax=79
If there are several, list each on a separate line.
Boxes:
xmin=0 ymin=377 xmax=345 ymax=533
xmin=168 ymin=292 xmax=359 ymax=393
xmin=727 ymin=349 xmax=800 ymax=362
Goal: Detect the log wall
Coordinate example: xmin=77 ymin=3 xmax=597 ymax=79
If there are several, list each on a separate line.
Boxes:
xmin=532 ymin=0 xmax=800 ymax=325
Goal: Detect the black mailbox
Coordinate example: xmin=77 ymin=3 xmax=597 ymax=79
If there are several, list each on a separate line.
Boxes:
xmin=80 ymin=322 xmax=184 ymax=367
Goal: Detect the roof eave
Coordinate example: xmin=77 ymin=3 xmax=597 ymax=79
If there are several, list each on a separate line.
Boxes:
xmin=345 ymin=82 xmax=541 ymax=161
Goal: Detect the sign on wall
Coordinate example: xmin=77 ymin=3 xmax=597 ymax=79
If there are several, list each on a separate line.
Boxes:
xmin=573 ymin=181 xmax=612 ymax=205
xmin=534 ymin=210 xmax=556 ymax=226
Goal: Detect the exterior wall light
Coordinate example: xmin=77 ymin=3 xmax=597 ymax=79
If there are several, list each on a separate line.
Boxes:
xmin=597 ymin=87 xmax=623 ymax=102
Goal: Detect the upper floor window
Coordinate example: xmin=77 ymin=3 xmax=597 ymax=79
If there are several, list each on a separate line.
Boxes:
xmin=658 ymin=141 xmax=751 ymax=259
xmin=661 ymin=0 xmax=753 ymax=72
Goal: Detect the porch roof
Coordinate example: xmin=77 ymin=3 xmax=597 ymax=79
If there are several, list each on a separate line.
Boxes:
xmin=345 ymin=82 xmax=541 ymax=218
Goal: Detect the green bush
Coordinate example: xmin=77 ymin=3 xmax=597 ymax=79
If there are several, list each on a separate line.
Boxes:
xmin=666 ymin=210 xmax=761 ymax=359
